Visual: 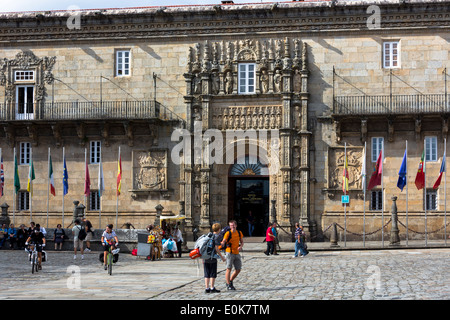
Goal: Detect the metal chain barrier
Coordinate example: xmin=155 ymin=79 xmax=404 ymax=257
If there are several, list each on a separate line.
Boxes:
xmin=335 ymin=219 xmax=392 ymax=236
xmin=397 ymin=220 xmax=450 ymax=235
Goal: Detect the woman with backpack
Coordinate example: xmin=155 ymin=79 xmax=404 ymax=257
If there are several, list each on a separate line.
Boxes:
xmin=203 ymin=223 xmax=226 ymax=293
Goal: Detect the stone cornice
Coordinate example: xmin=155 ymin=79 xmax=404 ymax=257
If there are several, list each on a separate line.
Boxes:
xmin=0 ymin=0 xmax=449 ymax=44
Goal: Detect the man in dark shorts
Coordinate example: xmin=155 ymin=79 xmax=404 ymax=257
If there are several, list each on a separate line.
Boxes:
xmin=203 ymin=223 xmax=226 ymax=293
xmin=25 ymin=227 xmax=46 ymax=269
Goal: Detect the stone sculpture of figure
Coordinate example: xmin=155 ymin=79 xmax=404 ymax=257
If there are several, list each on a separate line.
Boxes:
xmin=293 ymin=69 xmax=301 ymax=93
xmin=260 ymin=69 xmax=269 ymax=93
xmin=211 ymin=71 xmax=220 ymax=95
xmin=225 ymin=71 xmax=233 ymax=94
xmin=193 ymin=74 xmax=202 ymax=94
xmin=274 ymin=69 xmax=282 ymax=93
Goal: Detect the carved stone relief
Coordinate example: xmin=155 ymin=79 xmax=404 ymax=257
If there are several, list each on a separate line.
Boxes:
xmin=212 ymin=106 xmax=282 ymax=130
xmin=327 ymin=146 xmax=364 ymax=191
xmin=133 ymin=149 xmax=168 ymax=191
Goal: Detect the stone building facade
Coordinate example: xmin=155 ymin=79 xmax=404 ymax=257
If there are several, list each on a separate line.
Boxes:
xmin=0 ymin=0 xmax=448 ymax=241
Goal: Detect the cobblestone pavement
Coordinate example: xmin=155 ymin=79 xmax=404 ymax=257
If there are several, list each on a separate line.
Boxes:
xmin=1 ymin=248 xmax=449 ymax=300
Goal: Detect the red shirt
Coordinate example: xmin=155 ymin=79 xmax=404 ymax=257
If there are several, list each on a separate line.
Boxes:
xmin=266 ymin=227 xmax=274 ymax=242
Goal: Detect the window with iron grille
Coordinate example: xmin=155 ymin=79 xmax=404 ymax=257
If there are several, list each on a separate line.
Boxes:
xmin=370 ymin=190 xmax=383 ymax=211
xmin=425 ymin=189 xmax=437 ymax=211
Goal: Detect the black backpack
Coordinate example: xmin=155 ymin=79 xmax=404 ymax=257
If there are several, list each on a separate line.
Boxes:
xmin=217 ymin=226 xmax=241 ymax=251
xmin=78 ymin=225 xmax=87 ymax=241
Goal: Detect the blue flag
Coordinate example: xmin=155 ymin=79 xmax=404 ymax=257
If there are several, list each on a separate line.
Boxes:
xmin=397 ymin=149 xmax=407 ymax=191
xmin=63 ymin=157 xmax=69 ymax=196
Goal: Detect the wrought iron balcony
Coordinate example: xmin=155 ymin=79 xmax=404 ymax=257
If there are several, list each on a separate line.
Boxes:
xmin=0 ymin=100 xmax=184 ymax=123
xmin=333 ymin=94 xmax=450 ymax=116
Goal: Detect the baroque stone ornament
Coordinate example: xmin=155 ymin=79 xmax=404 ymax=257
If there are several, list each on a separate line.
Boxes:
xmin=327 ymin=146 xmax=364 ymax=191
xmin=133 ymin=149 xmax=168 ymax=191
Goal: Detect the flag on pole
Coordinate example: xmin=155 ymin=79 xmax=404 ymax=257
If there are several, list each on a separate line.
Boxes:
xmin=415 ymin=151 xmax=425 ymax=190
xmin=361 ymin=146 xmax=366 ymax=190
xmin=397 ymin=149 xmax=407 ymax=191
xmin=433 ymin=150 xmax=446 ymax=189
xmin=0 ymin=155 xmax=4 ymax=197
xmin=98 ymin=156 xmax=105 ymax=197
xmin=342 ymin=151 xmax=349 ymax=195
xmin=49 ymin=155 xmax=55 ymax=196
xmin=117 ymin=154 xmax=122 ymax=196
xmin=63 ymin=157 xmax=69 ymax=196
xmin=84 ymin=160 xmax=91 ymax=197
xmin=27 ymin=158 xmax=35 ymax=194
xmin=368 ymin=150 xmax=383 ymax=190
xmin=14 ymin=154 xmax=20 ymax=194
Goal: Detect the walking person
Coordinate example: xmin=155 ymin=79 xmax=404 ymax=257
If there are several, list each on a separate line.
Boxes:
xmin=82 ymin=217 xmax=94 ymax=253
xmin=221 ymin=220 xmax=244 ymax=291
xmin=72 ymin=219 xmax=84 ymax=260
xmin=246 ymin=210 xmax=255 ymax=237
xmin=172 ymin=225 xmax=183 ymax=258
xmin=293 ymin=223 xmax=308 ymax=258
xmin=272 ymin=222 xmax=279 ymax=255
xmin=203 ymin=223 xmax=226 ymax=293
xmin=264 ymin=222 xmax=275 ymax=256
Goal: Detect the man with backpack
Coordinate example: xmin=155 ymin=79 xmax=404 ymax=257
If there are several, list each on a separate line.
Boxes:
xmin=220 ymin=220 xmax=244 ymax=291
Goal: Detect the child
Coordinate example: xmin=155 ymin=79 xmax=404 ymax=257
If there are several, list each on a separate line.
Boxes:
xmin=203 ymin=223 xmax=226 ymax=293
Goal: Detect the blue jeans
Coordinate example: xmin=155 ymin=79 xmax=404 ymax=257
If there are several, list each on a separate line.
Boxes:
xmin=248 ymin=223 xmax=254 ymax=237
xmin=294 ymin=239 xmax=308 ymax=257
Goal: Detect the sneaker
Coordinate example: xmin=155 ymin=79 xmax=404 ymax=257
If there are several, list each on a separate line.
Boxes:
xmin=205 ymin=288 xmax=211 ymax=294
xmin=227 ymin=281 xmax=236 ymax=290
xmin=104 ymin=265 xmax=107 ymax=270
xmin=84 ymin=248 xmax=91 ymax=253
xmin=73 ymin=255 xmax=77 ymax=260
xmin=210 ymin=288 xmax=221 ymax=293
xmin=81 ymin=255 xmax=84 ymax=260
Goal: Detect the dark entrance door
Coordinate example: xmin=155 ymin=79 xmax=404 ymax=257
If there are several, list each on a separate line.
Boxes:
xmin=229 ymin=178 xmax=269 ymax=237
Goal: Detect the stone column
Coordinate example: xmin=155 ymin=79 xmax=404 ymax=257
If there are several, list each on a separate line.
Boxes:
xmin=390 ymin=196 xmax=400 ymax=246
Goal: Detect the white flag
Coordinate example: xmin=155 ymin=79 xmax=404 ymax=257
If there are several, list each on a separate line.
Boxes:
xmin=361 ymin=144 xmax=366 ymax=190
xmin=98 ymin=156 xmax=105 ymax=197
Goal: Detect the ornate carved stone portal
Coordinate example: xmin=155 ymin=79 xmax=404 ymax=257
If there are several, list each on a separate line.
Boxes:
xmin=182 ymin=37 xmax=311 ymax=240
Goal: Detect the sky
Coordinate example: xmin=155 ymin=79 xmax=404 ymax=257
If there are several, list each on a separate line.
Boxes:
xmin=1 ymin=0 xmax=280 ymax=13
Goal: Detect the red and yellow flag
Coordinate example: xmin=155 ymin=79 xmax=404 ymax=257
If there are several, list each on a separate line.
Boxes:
xmin=117 ymin=154 xmax=122 ymax=196
xmin=415 ymin=151 xmax=425 ymax=190
xmin=342 ymin=154 xmax=349 ymax=195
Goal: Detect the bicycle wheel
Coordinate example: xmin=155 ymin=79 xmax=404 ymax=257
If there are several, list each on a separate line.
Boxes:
xmin=31 ymin=254 xmax=37 ymax=274
xmin=108 ymin=253 xmax=113 ymax=275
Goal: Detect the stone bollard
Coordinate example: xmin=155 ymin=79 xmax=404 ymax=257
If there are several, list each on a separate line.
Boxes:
xmin=0 ymin=203 xmax=10 ymax=227
xmin=330 ymin=222 xmax=340 ymax=248
xmin=390 ymin=196 xmax=400 ymax=246
xmin=154 ymin=204 xmax=164 ymax=227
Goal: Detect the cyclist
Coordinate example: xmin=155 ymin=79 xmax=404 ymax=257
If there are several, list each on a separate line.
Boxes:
xmin=101 ymin=224 xmax=119 ymax=270
xmin=25 ymin=227 xmax=46 ymax=270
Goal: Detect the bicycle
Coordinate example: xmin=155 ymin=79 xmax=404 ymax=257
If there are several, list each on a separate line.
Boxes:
xmin=26 ymin=244 xmax=42 ymax=274
xmin=105 ymin=242 xmax=120 ymax=276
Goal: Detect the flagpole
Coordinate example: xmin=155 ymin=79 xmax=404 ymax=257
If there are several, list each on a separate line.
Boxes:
xmin=381 ymin=141 xmax=384 ymax=248
xmin=445 ymin=138 xmax=447 ymax=246
xmin=116 ymin=146 xmax=120 ymax=228
xmin=29 ymin=147 xmax=32 ymax=223
xmin=363 ymin=141 xmax=366 ymax=248
xmin=405 ymin=140 xmax=408 ymax=247
xmin=424 ymin=138 xmax=427 ymax=247
xmin=13 ymin=148 xmax=16 ymax=225
xmin=62 ymin=147 xmax=65 ymax=227
xmin=85 ymin=148 xmax=87 ymax=208
xmin=98 ymin=152 xmax=102 ymax=230
xmin=47 ymin=147 xmax=50 ymax=229
xmin=344 ymin=142 xmax=347 ymax=248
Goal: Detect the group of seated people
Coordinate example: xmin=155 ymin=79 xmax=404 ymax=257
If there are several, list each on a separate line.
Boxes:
xmin=0 ymin=222 xmax=47 ymax=250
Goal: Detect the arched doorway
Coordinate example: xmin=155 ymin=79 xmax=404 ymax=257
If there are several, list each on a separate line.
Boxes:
xmin=228 ymin=156 xmax=270 ymax=237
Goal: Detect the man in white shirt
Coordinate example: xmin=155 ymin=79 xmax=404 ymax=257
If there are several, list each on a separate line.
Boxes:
xmin=172 ymin=225 xmax=183 ymax=258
